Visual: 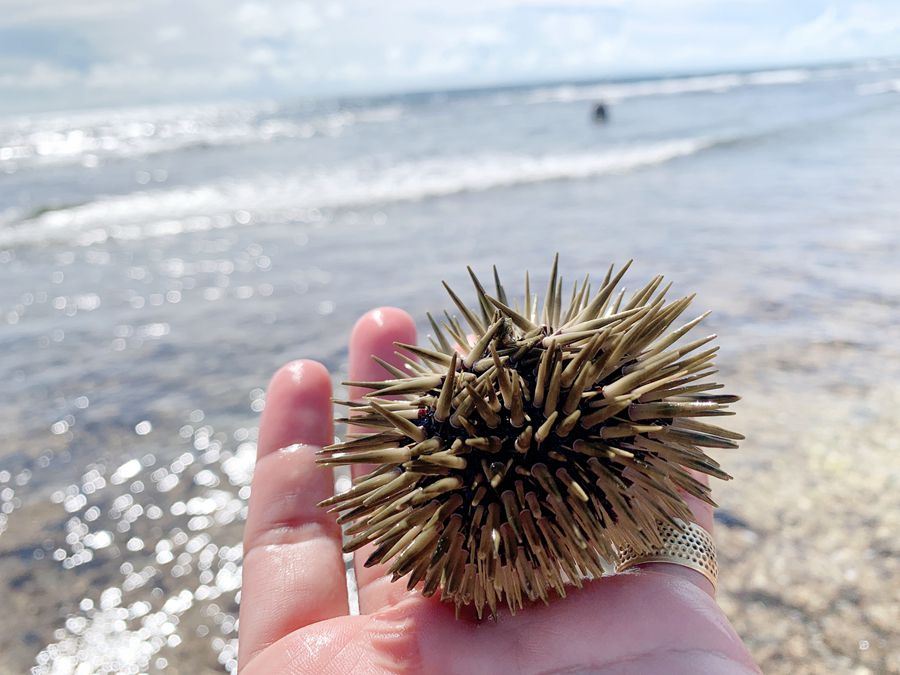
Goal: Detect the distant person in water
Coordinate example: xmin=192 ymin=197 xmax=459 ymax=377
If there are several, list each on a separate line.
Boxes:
xmin=593 ymin=102 xmax=609 ymax=123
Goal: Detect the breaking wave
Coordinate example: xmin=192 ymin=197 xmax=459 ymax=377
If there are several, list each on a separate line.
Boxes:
xmin=1 ymin=136 xmax=718 ymax=247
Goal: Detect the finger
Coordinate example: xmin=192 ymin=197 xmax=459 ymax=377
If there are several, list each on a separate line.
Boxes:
xmin=239 ymin=360 xmax=348 ymax=672
xmin=347 ymin=306 xmax=419 ymax=428
xmin=345 ymin=308 xmax=418 ymax=613
xmin=682 ymin=469 xmax=714 ymax=532
xmin=635 ymin=469 xmax=717 ymax=596
xmin=257 ymin=359 xmax=333 ymax=457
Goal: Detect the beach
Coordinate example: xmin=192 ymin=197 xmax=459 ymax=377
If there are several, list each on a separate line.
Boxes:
xmin=2 ymin=62 xmax=899 ymax=673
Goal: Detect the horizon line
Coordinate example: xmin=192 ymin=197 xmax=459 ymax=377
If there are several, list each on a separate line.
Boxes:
xmin=4 ymin=53 xmax=898 ymax=119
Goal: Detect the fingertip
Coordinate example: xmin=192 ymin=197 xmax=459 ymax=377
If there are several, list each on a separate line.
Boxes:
xmin=347 ymin=307 xmax=417 ymax=481
xmin=271 ymin=358 xmax=331 ymax=390
xmin=258 ymin=359 xmax=333 ymax=456
xmin=350 ymin=306 xmax=417 ymax=346
xmin=349 ymin=307 xmax=417 ymax=383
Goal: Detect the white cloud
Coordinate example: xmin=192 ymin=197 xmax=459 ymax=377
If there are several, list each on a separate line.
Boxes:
xmin=0 ymin=63 xmax=79 ymax=88
xmin=233 ymin=1 xmax=321 ymax=39
xmin=0 ymin=0 xmax=153 ymax=23
xmin=464 ymin=24 xmax=507 ymax=46
xmin=786 ymin=2 xmax=900 ymax=51
xmin=155 ymin=25 xmax=185 ymax=43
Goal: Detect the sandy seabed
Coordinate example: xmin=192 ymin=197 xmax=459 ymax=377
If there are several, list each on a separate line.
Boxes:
xmin=717 ymin=343 xmax=900 ymax=674
xmin=1 ymin=335 xmax=899 ymax=674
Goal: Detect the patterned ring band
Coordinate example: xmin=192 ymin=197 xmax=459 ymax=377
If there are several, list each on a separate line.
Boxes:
xmin=615 ymin=520 xmax=718 ymax=591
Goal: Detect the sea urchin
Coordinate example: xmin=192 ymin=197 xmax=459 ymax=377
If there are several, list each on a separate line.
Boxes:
xmin=317 ymin=257 xmax=741 ymax=618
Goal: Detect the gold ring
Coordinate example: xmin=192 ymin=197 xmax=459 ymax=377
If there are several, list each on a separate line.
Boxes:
xmin=615 ymin=520 xmax=718 ymax=590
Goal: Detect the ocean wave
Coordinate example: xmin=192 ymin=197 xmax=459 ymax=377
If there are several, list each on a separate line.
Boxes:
xmin=0 ymin=102 xmax=405 ymax=171
xmin=856 ymin=79 xmax=900 ymax=96
xmin=492 ymin=67 xmax=816 ymax=107
xmin=0 ymin=137 xmax=716 ymax=247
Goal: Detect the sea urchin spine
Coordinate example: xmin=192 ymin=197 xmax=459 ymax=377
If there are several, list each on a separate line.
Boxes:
xmin=317 ymin=257 xmax=741 ymax=618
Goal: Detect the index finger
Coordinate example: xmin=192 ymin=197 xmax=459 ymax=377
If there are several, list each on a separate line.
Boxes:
xmin=239 ymin=360 xmax=348 ymax=671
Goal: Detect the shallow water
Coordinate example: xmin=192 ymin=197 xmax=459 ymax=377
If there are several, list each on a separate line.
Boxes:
xmin=2 ymin=61 xmax=900 ymax=673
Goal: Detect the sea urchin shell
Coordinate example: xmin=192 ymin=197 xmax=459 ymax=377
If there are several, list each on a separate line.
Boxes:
xmin=317 ymin=257 xmax=741 ymax=618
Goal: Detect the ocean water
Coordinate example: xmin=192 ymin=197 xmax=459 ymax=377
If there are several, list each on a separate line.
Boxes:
xmin=2 ymin=61 xmax=900 ymax=673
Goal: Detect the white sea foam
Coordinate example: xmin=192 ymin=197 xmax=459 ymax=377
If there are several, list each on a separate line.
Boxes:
xmin=518 ymin=74 xmax=744 ymax=106
xmin=491 ymin=67 xmax=817 ymax=108
xmin=856 ymin=79 xmax=900 ymax=96
xmin=743 ymin=68 xmax=812 ymax=86
xmin=1 ymin=137 xmax=716 ymax=247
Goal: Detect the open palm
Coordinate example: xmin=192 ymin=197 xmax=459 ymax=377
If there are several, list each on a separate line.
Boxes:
xmin=238 ymin=307 xmax=759 ymax=674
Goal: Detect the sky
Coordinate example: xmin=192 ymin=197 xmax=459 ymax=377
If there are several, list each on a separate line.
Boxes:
xmin=1 ymin=0 xmax=900 ymax=113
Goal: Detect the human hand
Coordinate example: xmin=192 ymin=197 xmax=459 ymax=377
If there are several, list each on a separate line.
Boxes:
xmin=238 ymin=307 xmax=760 ymax=674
